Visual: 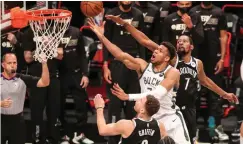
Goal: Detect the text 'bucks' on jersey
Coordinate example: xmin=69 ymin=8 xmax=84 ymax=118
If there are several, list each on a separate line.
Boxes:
xmin=139 ymin=63 xmax=171 ymax=93
xmin=139 ymin=63 xmax=178 ymax=117
xmin=119 ymin=118 xmax=161 ymax=144
xmin=175 ymin=56 xmax=200 ymax=108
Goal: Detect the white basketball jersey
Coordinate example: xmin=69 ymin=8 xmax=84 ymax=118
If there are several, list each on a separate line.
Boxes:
xmin=139 ymin=63 xmax=178 ymax=118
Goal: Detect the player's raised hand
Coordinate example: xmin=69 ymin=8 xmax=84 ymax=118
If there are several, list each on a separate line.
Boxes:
xmin=94 ymin=94 xmax=105 ymax=109
xmin=105 ymin=15 xmax=126 ymax=25
xmin=87 ymin=18 xmax=106 ymax=37
xmin=7 ymin=33 xmax=17 ymax=45
xmin=222 ymin=93 xmax=239 ymax=104
xmin=110 ymin=83 xmax=129 ymax=101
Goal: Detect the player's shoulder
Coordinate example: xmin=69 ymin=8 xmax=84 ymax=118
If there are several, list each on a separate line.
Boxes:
xmin=106 ymin=7 xmax=120 ymax=15
xmin=117 ymin=119 xmax=134 ymax=128
xmin=131 ymin=7 xmax=143 ymax=16
xmin=212 ymin=5 xmax=224 ymax=16
xmin=165 ymin=12 xmax=177 ymax=20
xmin=167 ymin=66 xmax=180 ymax=76
xmin=148 ymin=3 xmax=159 ymax=11
xmin=190 ymin=5 xmax=201 ymax=12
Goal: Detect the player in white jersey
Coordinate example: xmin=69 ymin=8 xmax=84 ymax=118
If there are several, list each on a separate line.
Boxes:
xmin=88 ymin=18 xmax=190 ymax=144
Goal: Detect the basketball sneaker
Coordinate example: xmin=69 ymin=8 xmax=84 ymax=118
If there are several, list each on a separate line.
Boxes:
xmin=215 ymin=125 xmax=229 ymax=141
xmin=72 ymin=132 xmax=94 ymax=144
xmin=60 ymin=135 xmax=70 ymax=144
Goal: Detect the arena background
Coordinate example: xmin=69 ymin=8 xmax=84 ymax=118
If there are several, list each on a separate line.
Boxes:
xmin=1 ymin=1 xmax=243 ymax=144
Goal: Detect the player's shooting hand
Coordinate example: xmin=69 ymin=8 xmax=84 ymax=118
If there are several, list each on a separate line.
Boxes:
xmin=87 ymin=18 xmax=106 ymax=37
xmin=110 ymin=83 xmax=129 ymax=101
xmin=181 ymin=14 xmax=193 ymax=29
xmin=103 ymin=66 xmax=112 ymax=84
xmin=80 ymin=75 xmax=89 ymax=88
xmin=7 ymin=33 xmax=17 ymax=45
xmin=1 ymin=98 xmax=13 ymax=108
xmin=94 ymin=94 xmax=105 ymax=109
xmin=222 ymin=93 xmax=239 ymax=104
xmin=214 ymin=60 xmax=224 ymax=74
xmin=105 ymin=15 xmax=125 ymax=25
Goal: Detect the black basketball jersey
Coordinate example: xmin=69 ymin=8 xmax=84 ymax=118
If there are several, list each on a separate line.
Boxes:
xmin=175 ymin=56 xmax=200 ymax=108
xmin=119 ymin=118 xmax=161 ymax=144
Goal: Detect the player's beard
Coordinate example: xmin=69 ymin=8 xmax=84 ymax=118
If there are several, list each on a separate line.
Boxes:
xmin=120 ymin=3 xmax=132 ymax=10
xmin=177 ymin=50 xmax=189 ymax=59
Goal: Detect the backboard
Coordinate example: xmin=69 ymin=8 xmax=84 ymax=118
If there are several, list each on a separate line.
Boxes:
xmin=1 ymin=1 xmax=48 ymax=30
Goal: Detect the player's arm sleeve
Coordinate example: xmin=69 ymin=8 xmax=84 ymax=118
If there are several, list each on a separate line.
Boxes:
xmin=137 ymin=14 xmax=146 ymax=59
xmin=103 ymin=16 xmax=113 ymax=62
xmin=18 ymin=74 xmax=39 ymax=88
xmin=219 ymin=11 xmax=228 ymax=31
xmin=129 ymin=85 xmax=168 ymax=101
xmin=78 ymin=32 xmax=89 ymax=76
xmin=189 ymin=13 xmax=204 ymax=44
xmin=162 ymin=17 xmax=170 ymax=42
xmin=152 ymin=9 xmax=161 ymax=44
xmin=22 ymin=29 xmax=35 ymax=51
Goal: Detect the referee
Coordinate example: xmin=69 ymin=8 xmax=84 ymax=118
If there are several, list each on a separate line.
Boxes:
xmin=1 ymin=53 xmax=49 ymax=144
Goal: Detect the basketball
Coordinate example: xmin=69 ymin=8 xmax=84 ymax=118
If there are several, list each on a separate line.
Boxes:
xmin=80 ymin=1 xmax=103 ymax=17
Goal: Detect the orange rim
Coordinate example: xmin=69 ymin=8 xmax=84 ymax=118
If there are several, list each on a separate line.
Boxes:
xmin=25 ymin=9 xmax=72 ymax=20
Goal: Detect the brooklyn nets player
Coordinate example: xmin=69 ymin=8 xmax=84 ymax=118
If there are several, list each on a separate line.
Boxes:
xmin=93 ymin=94 xmax=166 ymax=144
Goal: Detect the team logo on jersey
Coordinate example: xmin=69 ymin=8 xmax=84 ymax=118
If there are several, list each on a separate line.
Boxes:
xmin=201 ymin=15 xmax=218 ymax=25
xmin=144 ymin=16 xmax=154 ymax=23
xmin=171 ymin=24 xmax=186 ymax=30
xmin=191 ymin=62 xmax=196 ymax=68
xmin=1 ymin=41 xmax=12 ymax=48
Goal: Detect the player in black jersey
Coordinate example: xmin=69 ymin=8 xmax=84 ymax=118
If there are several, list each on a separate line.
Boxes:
xmin=94 ymin=94 xmax=167 ymax=144
xmin=172 ymin=35 xmax=238 ymax=144
xmin=190 ymin=3 xmax=229 ymax=140
xmin=105 ymin=15 xmax=238 ymax=144
xmin=162 ymin=1 xmax=204 ymax=57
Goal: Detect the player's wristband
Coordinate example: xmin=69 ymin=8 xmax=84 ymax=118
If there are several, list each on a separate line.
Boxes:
xmin=96 ymin=107 xmax=104 ymax=110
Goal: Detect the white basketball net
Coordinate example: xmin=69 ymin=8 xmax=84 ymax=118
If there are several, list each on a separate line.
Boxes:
xmin=28 ymin=10 xmax=71 ymax=62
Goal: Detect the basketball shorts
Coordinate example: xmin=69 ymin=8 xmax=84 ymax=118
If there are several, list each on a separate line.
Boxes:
xmin=156 ymin=110 xmax=191 ymax=144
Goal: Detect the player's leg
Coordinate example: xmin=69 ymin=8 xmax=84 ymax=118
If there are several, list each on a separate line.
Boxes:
xmin=46 ymin=78 xmax=60 ymax=143
xmin=1 ymin=114 xmax=10 ymax=144
xmin=29 ymin=87 xmax=47 ymax=143
xmin=159 ymin=112 xmax=191 ymax=144
xmin=59 ymin=73 xmax=72 ymax=143
xmin=71 ymin=72 xmax=94 ymax=144
xmin=10 ymin=114 xmax=26 ymax=144
xmin=181 ymin=108 xmax=197 ymax=144
xmin=107 ymin=60 xmax=126 ymax=144
xmin=124 ymin=69 xmax=140 ymax=119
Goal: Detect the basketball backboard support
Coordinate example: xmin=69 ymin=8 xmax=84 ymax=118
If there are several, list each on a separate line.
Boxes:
xmin=1 ymin=1 xmax=48 ymax=30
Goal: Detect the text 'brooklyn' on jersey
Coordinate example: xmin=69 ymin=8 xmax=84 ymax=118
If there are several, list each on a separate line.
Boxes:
xmin=175 ymin=56 xmax=200 ymax=108
xmin=119 ymin=118 xmax=161 ymax=144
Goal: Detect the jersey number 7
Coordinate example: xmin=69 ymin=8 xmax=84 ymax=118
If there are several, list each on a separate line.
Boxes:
xmin=185 ymin=78 xmax=201 ymax=91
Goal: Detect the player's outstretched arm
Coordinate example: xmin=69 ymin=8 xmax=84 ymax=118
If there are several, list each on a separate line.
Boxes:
xmin=94 ymin=94 xmax=132 ymax=136
xmin=37 ymin=60 xmax=50 ymax=87
xmin=111 ymin=68 xmax=180 ymax=101
xmin=197 ymin=59 xmax=239 ymax=104
xmin=87 ymin=18 xmax=147 ymax=72
xmin=106 ymin=15 xmax=159 ymax=52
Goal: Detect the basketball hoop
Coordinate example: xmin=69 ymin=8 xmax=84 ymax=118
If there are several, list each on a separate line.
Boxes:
xmin=11 ymin=7 xmax=72 ymax=62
